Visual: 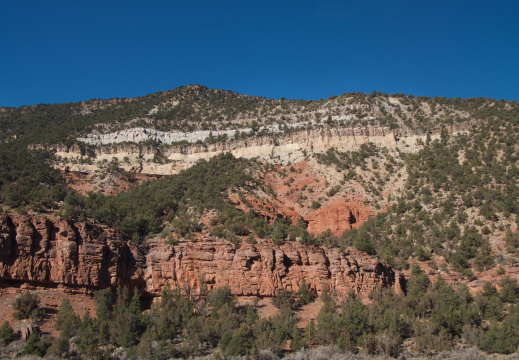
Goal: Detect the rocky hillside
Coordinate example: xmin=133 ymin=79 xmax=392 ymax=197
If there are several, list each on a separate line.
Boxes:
xmin=1 ymin=85 xmax=518 ymax=283
xmin=1 ymin=86 xmax=519 ymax=358
xmin=1 ymin=84 xmax=518 ymax=272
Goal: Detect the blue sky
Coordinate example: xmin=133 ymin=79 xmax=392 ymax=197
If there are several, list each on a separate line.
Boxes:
xmin=1 ymin=1 xmax=518 ymax=107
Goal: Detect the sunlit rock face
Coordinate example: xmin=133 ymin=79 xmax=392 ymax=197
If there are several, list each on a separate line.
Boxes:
xmin=0 ymin=214 xmax=403 ymax=300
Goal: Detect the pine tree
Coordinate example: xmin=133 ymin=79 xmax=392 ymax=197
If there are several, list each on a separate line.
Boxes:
xmin=78 ymin=310 xmax=98 ymax=356
xmin=316 ymin=291 xmax=338 ymax=343
xmin=110 ymin=287 xmax=144 ymax=347
xmin=129 ymin=288 xmax=141 ymax=317
xmin=94 ymin=288 xmax=114 ymax=322
xmin=22 ymin=331 xmax=48 ymax=357
xmin=290 ymin=323 xmax=304 ymax=351
xmin=500 ymin=276 xmax=519 ymax=303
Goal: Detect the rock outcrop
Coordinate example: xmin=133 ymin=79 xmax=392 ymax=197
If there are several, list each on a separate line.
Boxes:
xmin=41 ymin=125 xmax=445 ymax=176
xmin=305 ymin=199 xmax=373 ymax=236
xmin=0 ymin=214 xmax=402 ymax=299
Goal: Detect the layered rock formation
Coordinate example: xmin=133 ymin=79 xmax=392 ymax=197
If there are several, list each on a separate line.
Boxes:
xmin=42 ymin=125 xmax=445 ymax=176
xmin=0 ymin=214 xmax=403 ymax=299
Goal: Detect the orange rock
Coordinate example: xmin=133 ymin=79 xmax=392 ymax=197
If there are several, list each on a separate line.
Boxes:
xmin=305 ymin=199 xmax=373 ymax=236
xmin=0 ymin=214 xmax=401 ymax=300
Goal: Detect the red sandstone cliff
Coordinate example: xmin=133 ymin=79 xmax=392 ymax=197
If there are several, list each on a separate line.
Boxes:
xmin=0 ymin=214 xmax=403 ymax=299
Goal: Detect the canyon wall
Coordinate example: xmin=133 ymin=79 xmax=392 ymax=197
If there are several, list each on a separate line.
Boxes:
xmin=0 ymin=214 xmax=403 ymax=299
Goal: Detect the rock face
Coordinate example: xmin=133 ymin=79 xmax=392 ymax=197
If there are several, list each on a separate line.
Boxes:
xmin=305 ymin=199 xmax=373 ymax=236
xmin=0 ymin=214 xmax=402 ymax=299
xmin=0 ymin=215 xmax=123 ymax=289
xmin=42 ymin=125 xmax=444 ymax=176
xmin=76 ymin=127 xmax=245 ymax=146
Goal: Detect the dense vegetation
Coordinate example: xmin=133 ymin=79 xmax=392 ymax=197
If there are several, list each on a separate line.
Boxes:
xmin=0 ymin=85 xmax=295 ymax=211
xmin=348 ymin=117 xmax=518 ymax=274
xmin=0 ymin=142 xmax=66 ymax=212
xmin=1 ymin=88 xmax=518 ymax=273
xmin=13 ymin=269 xmax=519 ymax=358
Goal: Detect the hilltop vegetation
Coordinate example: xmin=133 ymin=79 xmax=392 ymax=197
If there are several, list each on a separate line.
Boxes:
xmin=1 ymin=85 xmax=517 ymax=210
xmin=0 ymin=86 xmax=518 ymax=262
xmin=2 ymin=85 xmax=516 ymax=147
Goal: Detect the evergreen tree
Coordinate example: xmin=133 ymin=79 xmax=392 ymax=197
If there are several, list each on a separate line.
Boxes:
xmin=297 ymin=279 xmax=313 ymax=305
xmin=316 ymin=291 xmax=338 ymax=343
xmin=54 ymin=297 xmax=74 ymax=330
xmin=500 ymin=276 xmax=519 ymax=303
xmin=110 ymin=287 xmax=144 ymax=347
xmin=78 ymin=310 xmax=99 ymax=356
xmin=304 ymin=319 xmax=316 ymax=347
xmin=430 ymin=277 xmax=465 ymax=338
xmin=22 ymin=331 xmax=51 ymax=357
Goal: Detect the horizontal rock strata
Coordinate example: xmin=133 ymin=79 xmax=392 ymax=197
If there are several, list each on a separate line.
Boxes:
xmin=0 ymin=214 xmax=403 ymax=299
xmin=40 ymin=125 xmax=449 ymax=176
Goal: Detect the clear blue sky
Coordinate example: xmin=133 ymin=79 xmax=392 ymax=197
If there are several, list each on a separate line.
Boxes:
xmin=1 ymin=1 xmax=518 ymax=107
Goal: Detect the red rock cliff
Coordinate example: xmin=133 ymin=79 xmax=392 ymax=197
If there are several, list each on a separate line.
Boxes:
xmin=0 ymin=214 xmax=402 ymax=299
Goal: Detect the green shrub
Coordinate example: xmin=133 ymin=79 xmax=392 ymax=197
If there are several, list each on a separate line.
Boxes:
xmin=310 ymin=200 xmax=321 ymax=210
xmin=13 ymin=292 xmax=45 ymax=321
xmin=208 ymin=286 xmax=234 ymax=310
xmin=0 ymin=321 xmax=13 ymax=344
xmin=54 ymin=297 xmax=74 ymax=330
xmin=22 ymin=332 xmax=52 ymax=357
xmin=272 ymin=290 xmax=296 ymax=311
